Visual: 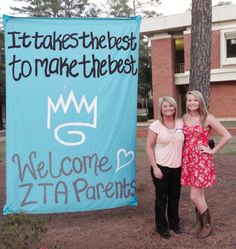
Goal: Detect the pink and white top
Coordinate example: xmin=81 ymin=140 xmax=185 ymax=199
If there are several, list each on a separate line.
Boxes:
xmin=149 ymin=119 xmax=185 ymax=168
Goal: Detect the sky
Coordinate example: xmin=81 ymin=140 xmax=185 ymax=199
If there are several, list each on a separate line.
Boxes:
xmin=1 ymin=0 xmax=236 ymax=17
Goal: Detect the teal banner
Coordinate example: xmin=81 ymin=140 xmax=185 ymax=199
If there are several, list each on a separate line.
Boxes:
xmin=3 ymin=15 xmax=140 ymax=214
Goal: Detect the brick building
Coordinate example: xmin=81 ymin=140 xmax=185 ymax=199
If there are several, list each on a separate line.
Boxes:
xmin=141 ymin=5 xmax=236 ymax=119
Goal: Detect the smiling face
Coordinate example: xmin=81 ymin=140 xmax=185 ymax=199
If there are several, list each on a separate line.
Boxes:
xmin=186 ymin=94 xmax=200 ymax=112
xmin=185 ymin=90 xmax=208 ymax=121
xmin=157 ymin=96 xmax=177 ymax=123
xmin=161 ymin=101 xmax=176 ymax=118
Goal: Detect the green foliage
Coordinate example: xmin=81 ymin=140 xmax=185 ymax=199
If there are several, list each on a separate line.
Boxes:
xmin=134 ymin=0 xmax=161 ymax=17
xmin=107 ymin=0 xmax=132 ymax=17
xmin=0 ymin=213 xmax=47 ymax=249
xmin=138 ymin=35 xmax=152 ymax=100
xmin=214 ymin=1 xmax=232 ymax=7
xmin=10 ymin=0 xmax=101 ymax=17
xmin=137 ymin=115 xmax=149 ymax=122
xmin=107 ymin=0 xmax=161 ymax=17
xmin=0 ymin=141 xmax=6 ymax=162
xmin=83 ymin=3 xmax=102 ymax=17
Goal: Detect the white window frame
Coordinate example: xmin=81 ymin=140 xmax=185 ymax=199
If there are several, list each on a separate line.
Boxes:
xmin=220 ymin=29 xmax=236 ymax=66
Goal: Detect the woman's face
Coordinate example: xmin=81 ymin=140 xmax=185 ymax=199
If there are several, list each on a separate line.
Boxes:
xmin=161 ymin=101 xmax=175 ymax=117
xmin=186 ymin=94 xmax=200 ymax=111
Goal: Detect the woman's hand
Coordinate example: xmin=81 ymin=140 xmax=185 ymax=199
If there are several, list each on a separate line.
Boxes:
xmin=153 ymin=166 xmax=163 ymax=179
xmin=199 ymin=145 xmax=214 ymax=155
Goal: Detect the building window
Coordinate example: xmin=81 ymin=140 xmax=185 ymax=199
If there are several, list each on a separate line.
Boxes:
xmin=226 ymin=39 xmax=236 ymax=58
xmin=221 ymin=29 xmax=236 ymax=65
xmin=174 ymin=38 xmax=184 ymax=73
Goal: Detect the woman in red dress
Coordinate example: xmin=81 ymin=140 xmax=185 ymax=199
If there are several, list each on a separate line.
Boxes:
xmin=181 ymin=90 xmax=231 ymax=238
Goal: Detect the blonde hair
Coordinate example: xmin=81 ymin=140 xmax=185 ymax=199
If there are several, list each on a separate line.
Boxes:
xmin=185 ymin=90 xmax=209 ymax=125
xmin=158 ymin=96 xmax=177 ymax=124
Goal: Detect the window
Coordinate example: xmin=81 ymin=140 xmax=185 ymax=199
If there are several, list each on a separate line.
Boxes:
xmin=174 ymin=38 xmax=184 ymax=73
xmin=221 ymin=29 xmax=236 ymax=65
xmin=226 ymin=39 xmax=236 ymax=58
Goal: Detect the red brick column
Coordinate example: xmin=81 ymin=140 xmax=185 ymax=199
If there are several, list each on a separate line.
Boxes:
xmin=184 ymin=33 xmax=191 ymax=72
xmin=151 ymin=35 xmax=177 ymax=118
xmin=211 ymin=30 xmax=220 ymax=69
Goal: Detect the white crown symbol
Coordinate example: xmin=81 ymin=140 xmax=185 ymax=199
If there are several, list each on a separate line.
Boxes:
xmin=47 ymin=91 xmax=97 ymax=146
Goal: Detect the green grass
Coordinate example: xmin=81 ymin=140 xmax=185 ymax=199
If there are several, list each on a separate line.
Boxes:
xmin=210 ymin=135 xmax=236 ymax=155
xmin=0 ymin=141 xmax=5 ymax=162
xmin=220 ymin=121 xmax=236 ymax=127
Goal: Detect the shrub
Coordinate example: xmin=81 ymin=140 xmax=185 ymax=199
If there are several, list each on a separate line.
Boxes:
xmin=137 ymin=115 xmax=149 ymax=122
xmin=0 ymin=213 xmax=47 ymax=249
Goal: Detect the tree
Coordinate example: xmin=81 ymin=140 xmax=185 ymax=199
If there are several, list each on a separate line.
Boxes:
xmin=214 ymin=1 xmax=232 ymax=7
xmin=83 ymin=3 xmax=102 ymax=17
xmin=61 ymin=0 xmax=89 ymax=17
xmin=189 ymin=0 xmax=212 ymax=107
xmin=10 ymin=0 xmax=50 ymax=16
xmin=107 ymin=0 xmax=132 ymax=17
xmin=106 ymin=0 xmax=160 ymax=18
xmin=42 ymin=0 xmax=64 ymax=17
xmin=131 ymin=0 xmax=161 ymax=17
xmin=138 ymin=35 xmax=152 ymax=111
xmin=10 ymin=0 xmax=102 ymax=17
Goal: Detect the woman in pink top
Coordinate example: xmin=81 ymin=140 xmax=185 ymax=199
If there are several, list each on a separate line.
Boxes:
xmin=146 ymin=96 xmax=184 ymax=239
xmin=181 ymin=90 xmax=231 ymax=238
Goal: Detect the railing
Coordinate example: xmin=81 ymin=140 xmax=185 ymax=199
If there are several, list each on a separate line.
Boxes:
xmin=175 ymin=63 xmax=185 ymax=73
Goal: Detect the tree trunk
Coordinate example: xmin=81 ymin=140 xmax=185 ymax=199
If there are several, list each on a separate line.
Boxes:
xmin=189 ymin=0 xmax=212 ymax=107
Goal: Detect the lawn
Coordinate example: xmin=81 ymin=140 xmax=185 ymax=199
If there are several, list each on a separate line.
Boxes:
xmin=0 ymin=141 xmax=5 ymax=162
xmin=210 ymin=135 xmax=236 ymax=155
xmin=220 ymin=120 xmax=236 ymax=127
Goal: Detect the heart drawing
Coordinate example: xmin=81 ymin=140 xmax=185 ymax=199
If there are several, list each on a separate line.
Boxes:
xmin=116 ymin=148 xmax=134 ymax=172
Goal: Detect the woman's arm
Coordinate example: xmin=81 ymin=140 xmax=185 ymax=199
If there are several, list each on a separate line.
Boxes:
xmin=146 ymin=128 xmax=163 ymax=178
xmin=201 ymin=114 xmax=232 ymax=154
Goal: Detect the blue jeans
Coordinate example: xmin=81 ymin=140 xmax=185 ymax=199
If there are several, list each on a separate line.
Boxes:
xmin=151 ymin=165 xmax=181 ymax=233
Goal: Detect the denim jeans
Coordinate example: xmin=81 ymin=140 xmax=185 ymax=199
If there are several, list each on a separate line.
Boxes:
xmin=151 ymin=165 xmax=181 ymax=233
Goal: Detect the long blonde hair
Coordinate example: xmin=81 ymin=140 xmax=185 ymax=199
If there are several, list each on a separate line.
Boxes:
xmin=185 ymin=90 xmax=209 ymax=125
xmin=158 ymin=96 xmax=177 ymax=124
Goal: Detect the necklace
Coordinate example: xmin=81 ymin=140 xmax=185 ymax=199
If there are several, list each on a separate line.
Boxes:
xmin=166 ymin=127 xmax=176 ymax=134
xmin=189 ymin=115 xmax=200 ymax=126
xmin=163 ymin=121 xmax=176 ymax=133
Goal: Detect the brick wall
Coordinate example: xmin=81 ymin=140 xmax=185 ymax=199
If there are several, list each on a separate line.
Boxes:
xmin=184 ymin=30 xmax=220 ymax=71
xmin=151 ymin=38 xmax=178 ymax=118
xmin=212 ymin=30 xmax=220 ymax=68
xmin=184 ymin=34 xmax=191 ymax=71
xmin=151 ymin=31 xmax=236 ymax=119
xmin=210 ymin=82 xmax=236 ymax=117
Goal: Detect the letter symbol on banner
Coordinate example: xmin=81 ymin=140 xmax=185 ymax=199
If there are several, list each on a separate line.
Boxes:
xmin=47 ymin=91 xmax=97 ymax=146
xmin=116 ymin=148 xmax=134 ymax=172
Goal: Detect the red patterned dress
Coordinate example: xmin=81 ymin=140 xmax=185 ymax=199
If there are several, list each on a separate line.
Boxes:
xmin=181 ymin=124 xmax=217 ymax=188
